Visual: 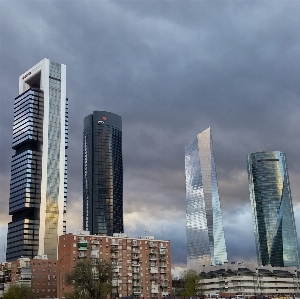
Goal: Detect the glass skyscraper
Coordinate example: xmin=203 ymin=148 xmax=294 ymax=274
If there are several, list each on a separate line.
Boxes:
xmin=247 ymin=151 xmax=299 ymax=268
xmin=6 ymin=59 xmax=68 ymax=261
xmin=185 ymin=127 xmax=227 ymax=271
xmin=83 ymin=111 xmax=123 ymax=236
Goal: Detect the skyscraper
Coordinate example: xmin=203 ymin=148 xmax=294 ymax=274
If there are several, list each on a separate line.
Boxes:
xmin=6 ymin=59 xmax=68 ymax=261
xmin=83 ymin=111 xmax=123 ymax=236
xmin=185 ymin=127 xmax=227 ymax=271
xmin=247 ymin=151 xmax=299 ymax=268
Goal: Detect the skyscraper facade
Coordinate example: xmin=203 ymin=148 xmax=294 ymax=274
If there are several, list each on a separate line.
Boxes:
xmin=185 ymin=127 xmax=227 ymax=271
xmin=6 ymin=58 xmax=68 ymax=261
xmin=247 ymin=151 xmax=299 ymax=268
xmin=83 ymin=111 xmax=123 ymax=236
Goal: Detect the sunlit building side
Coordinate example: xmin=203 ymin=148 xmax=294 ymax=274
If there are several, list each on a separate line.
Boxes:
xmin=247 ymin=151 xmax=299 ymax=268
xmin=185 ymin=127 xmax=227 ymax=271
xmin=6 ymin=59 xmax=68 ymax=261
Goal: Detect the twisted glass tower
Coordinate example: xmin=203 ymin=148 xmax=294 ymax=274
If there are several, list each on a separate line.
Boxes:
xmin=83 ymin=111 xmax=123 ymax=236
xmin=185 ymin=127 xmax=227 ymax=271
xmin=247 ymin=151 xmax=299 ymax=268
xmin=6 ymin=59 xmax=68 ymax=261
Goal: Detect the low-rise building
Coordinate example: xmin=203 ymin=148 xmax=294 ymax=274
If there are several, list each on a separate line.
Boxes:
xmin=30 ymin=255 xmax=57 ymax=298
xmin=0 ymin=262 xmax=11 ymax=299
xmin=58 ymin=231 xmax=172 ymax=298
xmin=11 ymin=257 xmax=32 ymax=287
xmin=200 ymin=262 xmax=300 ymax=296
xmin=10 ymin=255 xmax=57 ymax=298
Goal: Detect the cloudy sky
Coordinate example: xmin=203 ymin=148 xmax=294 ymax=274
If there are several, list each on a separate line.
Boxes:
xmin=0 ymin=0 xmax=300 ymax=273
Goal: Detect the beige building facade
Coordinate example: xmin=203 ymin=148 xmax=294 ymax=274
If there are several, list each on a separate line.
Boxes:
xmin=200 ymin=263 xmax=300 ymax=296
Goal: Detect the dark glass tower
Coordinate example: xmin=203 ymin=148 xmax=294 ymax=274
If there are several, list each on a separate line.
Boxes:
xmin=83 ymin=111 xmax=123 ymax=236
xmin=247 ymin=151 xmax=299 ymax=268
xmin=6 ymin=59 xmax=68 ymax=261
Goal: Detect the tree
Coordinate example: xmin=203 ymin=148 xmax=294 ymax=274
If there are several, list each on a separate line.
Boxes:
xmin=172 ymin=275 xmax=185 ymax=296
xmin=3 ymin=284 xmax=36 ymax=299
xmin=65 ymin=259 xmax=114 ymax=299
xmin=182 ymin=269 xmax=205 ymax=296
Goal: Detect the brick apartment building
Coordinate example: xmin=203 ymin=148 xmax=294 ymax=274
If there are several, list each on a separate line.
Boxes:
xmin=58 ymin=231 xmax=172 ymax=298
xmin=10 ymin=255 xmax=57 ymax=298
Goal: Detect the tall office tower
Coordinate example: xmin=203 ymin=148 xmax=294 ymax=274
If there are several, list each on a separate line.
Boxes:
xmin=83 ymin=111 xmax=123 ymax=236
xmin=6 ymin=59 xmax=68 ymax=261
xmin=185 ymin=127 xmax=227 ymax=271
xmin=247 ymin=151 xmax=299 ymax=268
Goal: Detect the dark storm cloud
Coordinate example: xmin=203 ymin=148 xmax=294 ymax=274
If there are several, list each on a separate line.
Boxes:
xmin=1 ymin=0 xmax=300 ymax=267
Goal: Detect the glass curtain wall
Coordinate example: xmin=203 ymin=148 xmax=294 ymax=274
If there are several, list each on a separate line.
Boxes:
xmin=186 ymin=127 xmax=227 ymax=271
xmin=247 ymin=151 xmax=299 ymax=268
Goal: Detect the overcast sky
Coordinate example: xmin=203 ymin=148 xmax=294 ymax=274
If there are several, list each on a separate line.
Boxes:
xmin=0 ymin=0 xmax=300 ymax=273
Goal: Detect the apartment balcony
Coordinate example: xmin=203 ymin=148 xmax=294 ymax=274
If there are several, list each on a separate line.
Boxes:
xmin=78 ymin=246 xmax=88 ymax=251
xmin=111 ymin=247 xmax=119 ymax=253
xmin=151 ymin=287 xmax=159 ymax=294
xmin=112 ymin=279 xmax=119 ymax=286
xmin=149 ymin=242 xmax=157 ymax=248
xmin=133 ymin=290 xmax=141 ymax=295
xmin=91 ymin=250 xmax=99 ymax=259
xmin=160 ymin=264 xmax=167 ymax=268
xmin=150 ymin=267 xmax=159 ymax=274
xmin=132 ymin=242 xmax=139 ymax=247
xmin=133 ymin=281 xmax=141 ymax=286
xmin=133 ymin=275 xmax=140 ymax=280
xmin=132 ymin=249 xmax=140 ymax=254
xmin=149 ymin=256 xmax=157 ymax=261
xmin=162 ymin=292 xmax=169 ymax=296
xmin=111 ymin=239 xmax=119 ymax=246
xmin=78 ymin=252 xmax=87 ymax=258
xmin=16 ymin=280 xmax=31 ymax=287
xmin=159 ymin=249 xmax=167 ymax=255
xmin=90 ymin=239 xmax=100 ymax=245
xmin=78 ymin=238 xmax=88 ymax=250
xmin=132 ymin=254 xmax=140 ymax=260
xmin=150 ymin=276 xmax=159 ymax=280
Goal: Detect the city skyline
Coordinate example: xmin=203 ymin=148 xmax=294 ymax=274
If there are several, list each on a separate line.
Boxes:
xmin=0 ymin=1 xmax=300 ymax=272
xmin=6 ymin=59 xmax=67 ymax=261
xmin=186 ymin=128 xmax=227 ymax=271
xmin=247 ymin=151 xmax=299 ymax=268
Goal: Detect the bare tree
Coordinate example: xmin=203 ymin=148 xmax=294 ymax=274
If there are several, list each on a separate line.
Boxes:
xmin=65 ymin=259 xmax=113 ymax=299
